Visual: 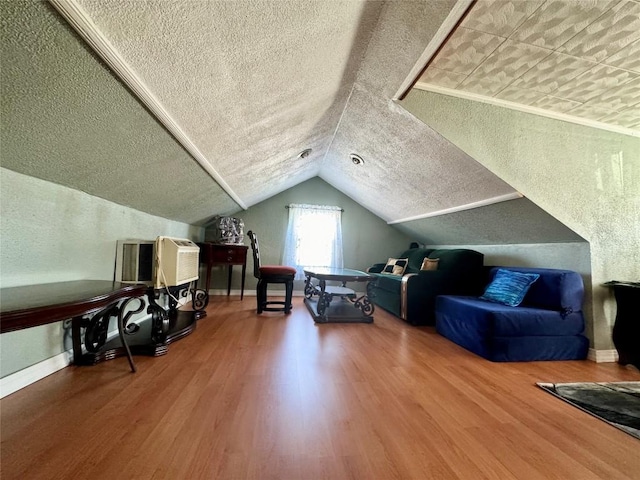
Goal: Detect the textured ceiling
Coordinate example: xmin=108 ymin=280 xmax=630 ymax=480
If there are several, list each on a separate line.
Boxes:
xmin=73 ymin=0 xmax=386 ymax=209
xmin=416 ymin=0 xmax=640 ymax=133
xmin=2 ymin=0 xmax=583 ymax=246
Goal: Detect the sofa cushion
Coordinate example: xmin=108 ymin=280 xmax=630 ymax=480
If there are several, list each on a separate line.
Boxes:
xmin=382 ymin=258 xmax=408 ymax=275
xmin=435 ymin=295 xmax=589 ymax=361
xmin=428 ymin=249 xmax=480 ymax=267
xmin=490 ymin=335 xmax=589 ymax=362
xmin=481 ymin=269 xmax=539 ymax=307
xmin=399 ymin=248 xmax=434 ymax=273
xmin=420 ymin=258 xmax=439 ymax=271
xmin=260 ymin=265 xmax=297 ymax=276
xmin=437 ymin=296 xmax=585 ymax=337
xmin=487 ymin=267 xmax=584 ymax=312
xmin=372 ymin=272 xmax=403 ymax=294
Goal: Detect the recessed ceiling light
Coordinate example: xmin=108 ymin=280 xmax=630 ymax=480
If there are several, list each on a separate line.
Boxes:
xmin=350 ymin=153 xmax=364 ymax=165
xmin=298 ymin=148 xmax=312 ymax=159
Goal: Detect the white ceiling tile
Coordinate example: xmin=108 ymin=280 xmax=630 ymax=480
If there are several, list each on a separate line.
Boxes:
xmin=462 ymin=0 xmax=545 ymax=37
xmin=456 ymin=76 xmax=503 ymax=97
xmin=512 ymin=0 xmax=618 ymax=49
xmin=459 ymin=40 xmax=552 ymax=95
xmin=431 ymin=27 xmax=505 ymax=75
xmin=418 ymin=67 xmax=467 ymax=89
xmin=602 ymin=39 xmax=640 ymax=73
xmin=580 ymin=77 xmax=640 ymax=111
xmin=531 ymin=95 xmax=582 ymax=113
xmin=597 ymin=106 xmax=640 ymax=128
xmin=565 ymin=103 xmax=612 ymax=121
xmin=552 ymin=64 xmax=639 ymax=102
xmin=420 ymin=0 xmax=640 ymax=132
xmin=558 ymin=1 xmax=640 ymax=62
xmin=495 ymin=85 xmax=546 ymax=105
xmin=515 ymin=52 xmax=597 ymax=93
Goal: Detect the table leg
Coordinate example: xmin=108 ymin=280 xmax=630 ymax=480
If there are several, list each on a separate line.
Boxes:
xmin=227 ymin=265 xmax=233 ymax=296
xmin=71 ymin=316 xmax=83 ymax=365
xmin=317 ymin=280 xmax=333 ymax=319
xmin=205 ymin=265 xmax=212 ymax=293
xmin=117 ymin=297 xmax=145 ymax=373
xmin=241 ymin=262 xmax=246 ymax=300
xmin=117 ymin=310 xmax=136 ymax=373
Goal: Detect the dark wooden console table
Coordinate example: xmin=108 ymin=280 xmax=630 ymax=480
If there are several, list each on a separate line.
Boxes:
xmin=197 ymin=242 xmax=248 ymax=299
xmin=0 ymin=281 xmax=145 ymax=334
xmin=0 ymin=280 xmax=209 ymax=373
xmin=1 ymin=281 xmax=147 ymax=372
xmin=604 ymin=281 xmax=640 ymax=370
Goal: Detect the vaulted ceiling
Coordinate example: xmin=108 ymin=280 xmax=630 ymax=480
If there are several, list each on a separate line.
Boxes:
xmin=3 ymin=0 xmax=629 ymax=245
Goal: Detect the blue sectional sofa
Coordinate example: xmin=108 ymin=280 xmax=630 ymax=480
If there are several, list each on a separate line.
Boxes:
xmin=435 ymin=267 xmax=589 ymax=361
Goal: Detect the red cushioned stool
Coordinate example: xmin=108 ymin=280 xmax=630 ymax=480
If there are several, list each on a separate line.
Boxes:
xmin=247 ymin=230 xmax=296 ymax=314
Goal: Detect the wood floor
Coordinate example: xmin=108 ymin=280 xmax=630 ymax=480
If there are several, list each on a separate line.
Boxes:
xmin=2 ymin=297 xmax=639 ymax=480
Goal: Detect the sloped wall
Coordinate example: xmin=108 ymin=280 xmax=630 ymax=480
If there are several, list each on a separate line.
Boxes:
xmin=401 ymin=90 xmax=640 ymax=351
xmin=393 ymin=197 xmax=585 ymax=245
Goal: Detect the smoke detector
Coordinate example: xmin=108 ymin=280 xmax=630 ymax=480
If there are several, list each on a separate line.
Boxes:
xmin=297 ymin=148 xmax=312 ymax=159
xmin=350 ymin=153 xmax=364 ymax=165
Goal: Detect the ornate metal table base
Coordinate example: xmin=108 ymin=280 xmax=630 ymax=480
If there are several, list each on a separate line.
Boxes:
xmin=303 ymin=269 xmax=375 ymax=324
xmin=72 ymin=285 xmax=209 ymax=371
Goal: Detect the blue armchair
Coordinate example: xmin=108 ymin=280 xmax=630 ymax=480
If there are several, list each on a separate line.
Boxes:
xmin=435 ymin=267 xmax=589 ymax=361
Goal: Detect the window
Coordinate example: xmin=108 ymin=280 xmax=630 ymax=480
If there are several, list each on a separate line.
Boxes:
xmin=282 ymin=204 xmax=343 ymax=279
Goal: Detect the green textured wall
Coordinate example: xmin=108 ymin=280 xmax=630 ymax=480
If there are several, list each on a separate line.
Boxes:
xmin=0 ymin=168 xmax=202 ymax=378
xmin=402 ymin=90 xmax=640 ymax=351
xmin=203 ymin=177 xmax=414 ymax=293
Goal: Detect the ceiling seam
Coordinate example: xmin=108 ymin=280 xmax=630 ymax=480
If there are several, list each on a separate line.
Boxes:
xmin=48 ymin=0 xmax=248 ymax=211
xmin=319 ymin=0 xmax=398 ymax=170
xmin=319 ymin=82 xmax=357 ymax=168
xmin=387 ymin=192 xmax=523 ymax=224
xmin=394 ymin=0 xmax=476 ymax=101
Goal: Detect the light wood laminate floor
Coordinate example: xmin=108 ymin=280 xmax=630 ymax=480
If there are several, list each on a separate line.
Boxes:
xmin=2 ymin=297 xmax=639 ymax=479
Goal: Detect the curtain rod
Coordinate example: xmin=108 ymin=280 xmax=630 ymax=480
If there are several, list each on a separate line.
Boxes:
xmin=285 ymin=205 xmax=344 ymax=212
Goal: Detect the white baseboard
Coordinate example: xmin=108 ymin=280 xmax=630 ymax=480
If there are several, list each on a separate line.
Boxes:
xmin=587 ymin=348 xmax=619 ymax=363
xmin=0 ymin=349 xmax=73 ymax=399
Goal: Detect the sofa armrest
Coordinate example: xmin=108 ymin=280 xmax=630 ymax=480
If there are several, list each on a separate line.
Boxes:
xmin=367 ymin=263 xmax=385 ymax=273
xmin=401 ymin=270 xmax=484 ymax=325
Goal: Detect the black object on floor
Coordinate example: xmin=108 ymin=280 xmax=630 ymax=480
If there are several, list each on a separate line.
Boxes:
xmin=537 ymin=381 xmax=640 ymax=440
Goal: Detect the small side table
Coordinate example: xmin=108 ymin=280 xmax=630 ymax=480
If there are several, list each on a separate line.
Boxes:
xmin=604 ymin=281 xmax=640 ymax=369
xmin=197 ymin=243 xmax=248 ymax=299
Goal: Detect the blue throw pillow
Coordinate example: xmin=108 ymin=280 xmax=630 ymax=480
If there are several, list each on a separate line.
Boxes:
xmin=480 ymin=269 xmax=540 ymax=307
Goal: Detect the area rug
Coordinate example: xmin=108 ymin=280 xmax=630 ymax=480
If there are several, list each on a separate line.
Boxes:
xmin=537 ymin=382 xmax=640 ymax=440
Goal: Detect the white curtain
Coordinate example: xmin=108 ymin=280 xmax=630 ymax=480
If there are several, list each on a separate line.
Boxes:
xmin=282 ymin=204 xmax=343 ymax=280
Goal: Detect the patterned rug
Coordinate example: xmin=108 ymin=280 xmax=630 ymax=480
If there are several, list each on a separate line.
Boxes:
xmin=537 ymin=382 xmax=640 ymax=440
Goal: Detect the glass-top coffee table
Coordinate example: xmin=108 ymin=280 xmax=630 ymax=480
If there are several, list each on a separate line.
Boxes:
xmin=303 ymin=268 xmax=376 ymax=323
